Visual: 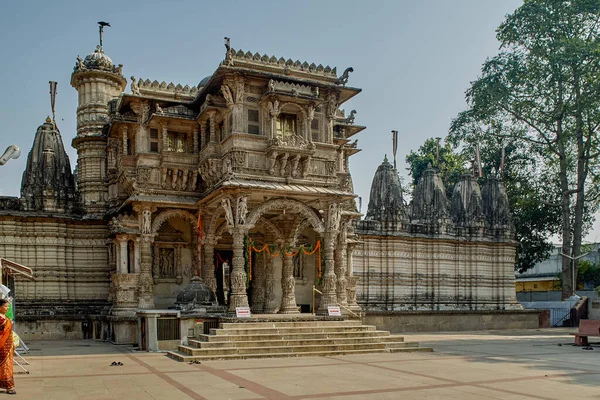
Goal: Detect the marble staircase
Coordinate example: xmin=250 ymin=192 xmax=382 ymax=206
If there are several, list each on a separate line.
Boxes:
xmin=166 ymin=319 xmax=432 ymax=361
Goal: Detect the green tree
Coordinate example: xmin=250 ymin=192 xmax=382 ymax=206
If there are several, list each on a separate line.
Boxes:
xmin=450 ymin=0 xmax=600 ymax=299
xmin=405 ymin=138 xmax=466 ymax=200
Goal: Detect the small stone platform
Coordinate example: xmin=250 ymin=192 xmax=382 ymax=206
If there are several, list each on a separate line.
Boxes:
xmin=166 ymin=316 xmax=432 ymax=361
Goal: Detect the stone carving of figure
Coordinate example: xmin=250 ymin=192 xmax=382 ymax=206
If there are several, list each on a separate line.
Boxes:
xmin=268 ymin=79 xmax=275 ymax=92
xmin=131 ymin=76 xmax=140 ymax=95
xmin=336 ymin=67 xmax=354 ymax=86
xmin=224 ymin=37 xmax=233 ymax=66
xmin=268 ymin=100 xmax=280 ymax=119
xmin=221 ymin=85 xmax=234 ymax=107
xmin=234 ymin=77 xmax=245 ymax=104
xmin=221 ymin=198 xmax=234 ymax=226
xmin=76 ymin=55 xmax=84 ymax=71
xmin=155 ymin=103 xmax=164 ymax=114
xmin=329 ymin=203 xmax=341 ymax=231
xmin=142 ymin=209 xmax=152 ymax=234
xmin=115 ymin=64 xmax=123 ymax=75
xmin=237 ymin=196 xmax=248 ymax=225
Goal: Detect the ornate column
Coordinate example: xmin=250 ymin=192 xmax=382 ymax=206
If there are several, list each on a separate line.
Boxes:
xmin=192 ymin=126 xmax=199 ymax=154
xmin=263 ymin=250 xmax=277 ymax=313
xmin=137 ymin=234 xmax=155 ymax=309
xmin=279 ymin=243 xmax=299 ymax=314
xmin=202 ymin=235 xmax=217 ymax=294
xmin=335 ymin=224 xmax=348 ymax=309
xmin=120 ymin=126 xmax=128 ymax=155
xmin=251 ymin=251 xmax=266 ymax=313
xmin=208 ymin=111 xmax=216 ymax=142
xmin=134 ymin=237 xmax=141 ymax=273
xmin=307 ymin=105 xmax=315 ymax=143
xmin=229 ymin=226 xmax=249 ymax=310
xmin=118 ymin=236 xmax=128 ymax=273
xmin=268 ymin=100 xmax=280 ymax=139
xmin=318 ymin=203 xmax=341 ymax=314
xmin=161 ymin=122 xmax=168 ymax=151
xmin=345 ymin=241 xmax=361 ymax=312
xmin=223 ymin=74 xmax=245 ymax=133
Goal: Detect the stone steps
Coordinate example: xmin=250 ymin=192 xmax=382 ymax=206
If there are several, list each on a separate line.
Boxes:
xmin=208 ymin=325 xmax=377 ymax=336
xmin=187 ymin=335 xmax=405 ymax=349
xmin=195 ymin=330 xmax=391 ymax=342
xmin=167 ymin=347 xmax=432 ymax=362
xmin=166 ymin=320 xmax=432 ymax=361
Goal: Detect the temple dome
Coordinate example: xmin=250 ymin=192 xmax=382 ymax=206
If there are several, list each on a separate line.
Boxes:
xmin=83 ymin=45 xmax=113 ymax=69
xmin=410 ymin=164 xmax=449 ymax=224
xmin=174 ymin=276 xmax=217 ymax=311
xmin=481 ymin=176 xmax=514 ymax=232
xmin=365 ymin=155 xmax=406 ymax=225
xmin=198 ymin=75 xmax=212 ymax=87
xmin=450 ymin=173 xmax=483 ymax=227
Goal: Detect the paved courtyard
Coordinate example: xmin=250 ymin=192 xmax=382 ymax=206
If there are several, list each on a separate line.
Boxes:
xmin=13 ymin=328 xmax=600 ymax=399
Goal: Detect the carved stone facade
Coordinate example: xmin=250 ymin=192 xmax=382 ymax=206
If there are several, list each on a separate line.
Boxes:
xmin=356 ymin=158 xmax=521 ymax=311
xmin=0 ymin=39 xmax=521 ymax=342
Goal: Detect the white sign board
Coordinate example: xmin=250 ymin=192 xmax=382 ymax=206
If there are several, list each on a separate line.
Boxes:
xmin=327 ymin=306 xmax=342 ymax=316
xmin=236 ymin=307 xmax=252 ymax=318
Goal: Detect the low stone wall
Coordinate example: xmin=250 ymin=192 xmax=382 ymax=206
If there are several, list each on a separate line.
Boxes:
xmin=363 ymin=310 xmax=543 ymax=333
xmin=15 ymin=318 xmax=89 ymax=341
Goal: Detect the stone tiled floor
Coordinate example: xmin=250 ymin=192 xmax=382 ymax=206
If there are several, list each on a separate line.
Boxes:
xmin=12 ymin=328 xmax=600 ymax=399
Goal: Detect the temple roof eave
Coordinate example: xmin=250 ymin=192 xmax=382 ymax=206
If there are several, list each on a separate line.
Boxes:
xmin=197 ymin=179 xmax=356 ymax=208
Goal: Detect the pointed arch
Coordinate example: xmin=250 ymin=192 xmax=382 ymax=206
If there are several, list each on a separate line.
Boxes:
xmin=246 ymin=198 xmax=324 ymax=233
xmin=151 ymin=209 xmax=197 ymax=234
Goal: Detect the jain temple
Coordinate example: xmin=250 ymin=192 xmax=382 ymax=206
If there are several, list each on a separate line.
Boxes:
xmin=0 ymin=34 xmax=534 ymax=350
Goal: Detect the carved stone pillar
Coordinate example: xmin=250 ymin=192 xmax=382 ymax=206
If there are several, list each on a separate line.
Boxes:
xmin=118 ymin=237 xmax=128 ymax=273
xmin=199 ymin=122 xmax=206 ymax=150
xmin=193 ymin=127 xmax=199 ymax=154
xmin=161 ymin=122 xmax=168 ymax=151
xmin=202 ymin=235 xmax=217 ymax=294
xmin=137 ymin=234 xmax=155 ymax=309
xmin=279 ymin=247 xmax=299 ymax=314
xmin=120 ymin=126 xmax=128 ymax=155
xmin=318 ymin=231 xmax=338 ymax=315
xmin=345 ymin=241 xmax=361 ymax=312
xmin=134 ymin=238 xmax=141 ymax=273
xmin=208 ymin=111 xmax=216 ymax=142
xmin=318 ymin=203 xmax=341 ymax=315
xmin=229 ymin=226 xmax=249 ymax=311
xmin=263 ymin=251 xmax=277 ymax=313
xmin=251 ymin=251 xmax=266 ymax=313
xmin=335 ymin=243 xmax=348 ymax=309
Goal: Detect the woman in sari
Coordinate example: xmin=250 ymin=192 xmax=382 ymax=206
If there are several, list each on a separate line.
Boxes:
xmin=0 ymin=299 xmax=15 ymax=394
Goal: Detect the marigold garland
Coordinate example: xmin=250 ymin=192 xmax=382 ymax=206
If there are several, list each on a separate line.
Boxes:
xmin=248 ymin=239 xmax=322 ymax=281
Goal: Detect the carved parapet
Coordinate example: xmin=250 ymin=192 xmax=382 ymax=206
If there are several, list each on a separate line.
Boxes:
xmin=159 ymin=167 xmax=198 ymax=191
xmin=222 ymin=48 xmax=338 ymax=84
xmin=268 ymin=79 xmax=318 ymax=98
xmin=136 ymin=78 xmax=198 ymax=101
xmin=152 ymin=104 xmax=196 ymax=120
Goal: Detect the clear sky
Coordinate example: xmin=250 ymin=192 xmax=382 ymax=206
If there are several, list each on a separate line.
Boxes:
xmin=14 ymin=0 xmax=591 ymax=237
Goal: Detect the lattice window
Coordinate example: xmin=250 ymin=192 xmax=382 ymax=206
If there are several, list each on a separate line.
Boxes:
xmin=150 ymin=128 xmax=159 ymax=153
xmin=247 ymin=109 xmax=260 ymax=135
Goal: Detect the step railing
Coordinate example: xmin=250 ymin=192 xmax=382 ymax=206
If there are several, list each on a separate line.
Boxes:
xmin=312 ymin=285 xmax=361 ymax=319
